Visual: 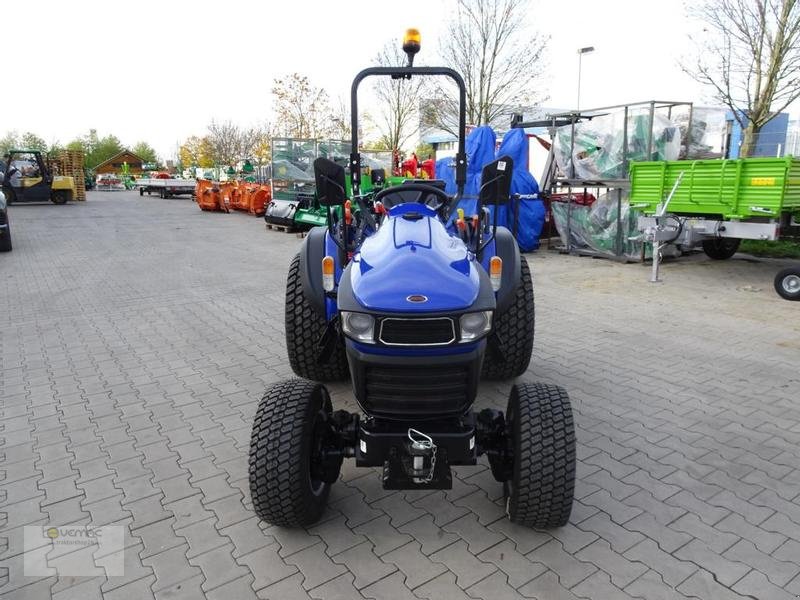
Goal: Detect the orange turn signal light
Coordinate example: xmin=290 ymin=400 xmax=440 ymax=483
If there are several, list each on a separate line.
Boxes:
xmin=322 ymin=256 xmax=335 ymax=291
xmin=489 ymin=256 xmax=502 ymax=291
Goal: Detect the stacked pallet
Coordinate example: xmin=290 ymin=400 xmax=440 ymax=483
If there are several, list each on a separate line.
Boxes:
xmin=52 ymin=150 xmax=86 ymax=201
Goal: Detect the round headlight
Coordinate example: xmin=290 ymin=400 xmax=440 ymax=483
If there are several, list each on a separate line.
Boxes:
xmin=347 ymin=312 xmax=373 ymax=334
xmin=461 ymin=312 xmax=488 ymax=333
xmin=460 ymin=311 xmax=492 ymax=341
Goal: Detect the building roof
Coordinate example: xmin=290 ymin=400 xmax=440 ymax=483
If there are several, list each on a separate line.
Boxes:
xmin=92 ymin=150 xmax=145 ymax=170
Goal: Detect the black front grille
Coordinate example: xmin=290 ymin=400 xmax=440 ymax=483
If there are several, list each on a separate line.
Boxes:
xmin=363 ymin=364 xmax=471 ymax=417
xmin=379 ymin=318 xmax=455 ymax=346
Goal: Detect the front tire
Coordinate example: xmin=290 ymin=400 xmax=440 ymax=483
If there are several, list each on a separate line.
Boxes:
xmin=702 ymin=237 xmax=740 ymax=260
xmin=0 ymin=223 xmax=11 ymax=252
xmin=505 ymin=383 xmax=575 ymax=529
xmin=51 ymin=190 xmax=70 ymax=204
xmin=249 ymin=379 xmax=335 ymax=527
xmin=285 ymin=254 xmax=348 ymax=381
xmin=774 ymin=266 xmax=800 ymax=301
xmin=482 ymin=259 xmax=535 ymax=380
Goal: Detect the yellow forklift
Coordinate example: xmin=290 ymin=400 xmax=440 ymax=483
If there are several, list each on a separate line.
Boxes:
xmin=2 ymin=149 xmax=76 ymax=204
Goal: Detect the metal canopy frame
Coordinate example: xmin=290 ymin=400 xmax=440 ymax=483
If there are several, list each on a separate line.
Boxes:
xmin=521 ymin=100 xmax=694 ymax=260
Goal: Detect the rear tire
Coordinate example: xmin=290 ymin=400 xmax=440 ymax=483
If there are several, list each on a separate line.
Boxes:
xmin=774 ymin=266 xmax=800 ymax=301
xmin=482 ymin=259 xmax=535 ymax=380
xmin=702 ymin=237 xmax=740 ymax=260
xmin=249 ymin=379 xmax=335 ymax=527
xmin=139 ymin=187 xmax=144 ymax=196
xmin=505 ymin=383 xmax=575 ymax=529
xmin=285 ymin=254 xmax=348 ymax=381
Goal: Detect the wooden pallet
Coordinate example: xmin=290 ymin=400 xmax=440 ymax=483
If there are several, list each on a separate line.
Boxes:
xmin=265 ymin=223 xmax=296 ymax=233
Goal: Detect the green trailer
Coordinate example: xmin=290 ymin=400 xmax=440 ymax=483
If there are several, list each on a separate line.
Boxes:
xmin=630 ymin=157 xmax=800 ymax=259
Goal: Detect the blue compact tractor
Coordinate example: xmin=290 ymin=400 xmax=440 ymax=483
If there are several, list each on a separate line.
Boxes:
xmin=249 ymin=30 xmax=575 ymax=529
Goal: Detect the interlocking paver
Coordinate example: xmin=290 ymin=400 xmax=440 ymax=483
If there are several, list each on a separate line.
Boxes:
xmin=723 ymin=539 xmax=799 ymax=587
xmin=283 ymin=542 xmax=348 ymax=590
xmin=331 ymin=541 xmax=396 ymax=589
xmin=237 ymin=543 xmax=298 ymax=591
xmin=575 ymin=539 xmax=648 ymax=588
xmin=623 ymin=539 xmax=697 ymax=587
xmin=675 ymin=540 xmax=751 ymax=587
xmin=355 ymin=515 xmax=414 ymax=557
xmin=517 ymin=570 xmax=583 ymax=600
xmin=361 ymin=571 xmax=422 ymax=600
xmin=4 ymin=193 xmax=799 ymax=600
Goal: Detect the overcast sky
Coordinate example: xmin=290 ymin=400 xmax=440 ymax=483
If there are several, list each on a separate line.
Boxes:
xmin=7 ymin=0 xmax=720 ymax=159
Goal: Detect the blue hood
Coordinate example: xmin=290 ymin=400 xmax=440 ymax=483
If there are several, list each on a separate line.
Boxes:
xmin=350 ymin=205 xmax=480 ymax=312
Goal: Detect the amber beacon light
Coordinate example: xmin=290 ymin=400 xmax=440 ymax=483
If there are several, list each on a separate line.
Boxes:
xmin=402 ymin=28 xmax=421 ymax=66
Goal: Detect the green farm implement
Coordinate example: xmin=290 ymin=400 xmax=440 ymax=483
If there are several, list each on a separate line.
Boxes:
xmin=631 ymin=157 xmax=800 ymax=260
xmin=266 ymin=138 xmax=403 ymax=231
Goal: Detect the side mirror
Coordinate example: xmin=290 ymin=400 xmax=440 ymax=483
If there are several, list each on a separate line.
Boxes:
xmin=370 ymin=168 xmax=385 ymax=186
xmin=314 ymin=158 xmax=346 ymax=206
xmin=479 ymin=156 xmax=514 ymax=205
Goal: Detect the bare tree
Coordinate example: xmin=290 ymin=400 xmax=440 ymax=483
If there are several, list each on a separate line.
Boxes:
xmin=422 ymin=0 xmax=548 ymax=134
xmin=272 ymin=74 xmax=335 ymax=139
xmin=686 ymin=0 xmax=800 ymax=156
xmin=328 ymin=96 xmax=352 ymax=140
xmin=207 ymin=120 xmax=241 ymax=166
xmin=370 ymin=41 xmax=423 ymax=152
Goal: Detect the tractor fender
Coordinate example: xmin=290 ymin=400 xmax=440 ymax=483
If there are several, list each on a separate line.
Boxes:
xmin=298 ymin=226 xmax=328 ymax=317
xmin=490 ymin=227 xmax=523 ymax=314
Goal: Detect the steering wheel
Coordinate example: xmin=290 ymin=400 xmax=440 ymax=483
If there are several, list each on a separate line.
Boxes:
xmin=373 ymin=183 xmax=450 ymax=212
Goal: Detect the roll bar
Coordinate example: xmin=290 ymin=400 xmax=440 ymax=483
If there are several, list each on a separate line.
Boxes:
xmin=349 ymin=67 xmax=467 ymax=202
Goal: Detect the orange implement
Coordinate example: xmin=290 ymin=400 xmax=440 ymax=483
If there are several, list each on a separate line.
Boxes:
xmin=195 ymin=179 xmax=229 ymax=212
xmin=249 ymin=184 xmax=271 ymax=216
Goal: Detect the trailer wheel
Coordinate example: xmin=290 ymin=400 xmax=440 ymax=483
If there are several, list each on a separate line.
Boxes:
xmin=249 ymin=379 xmax=336 ymax=527
xmin=482 ymin=259 xmax=534 ymax=380
xmin=286 ymin=254 xmax=349 ymax=382
xmin=504 ymin=383 xmax=575 ymax=529
xmin=774 ymin=266 xmax=800 ymax=301
xmin=702 ymin=237 xmax=740 ymax=260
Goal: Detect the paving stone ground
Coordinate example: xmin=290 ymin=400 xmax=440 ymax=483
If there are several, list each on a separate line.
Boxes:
xmin=1 ymin=190 xmax=799 ymax=600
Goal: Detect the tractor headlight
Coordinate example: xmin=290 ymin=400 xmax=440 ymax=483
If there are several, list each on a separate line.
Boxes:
xmin=341 ymin=312 xmax=375 ymax=343
xmin=459 ymin=311 xmax=492 ymax=342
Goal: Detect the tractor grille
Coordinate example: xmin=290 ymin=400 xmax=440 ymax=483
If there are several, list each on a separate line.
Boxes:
xmin=363 ymin=364 xmax=471 ymax=417
xmin=379 ymin=317 xmax=455 ymax=346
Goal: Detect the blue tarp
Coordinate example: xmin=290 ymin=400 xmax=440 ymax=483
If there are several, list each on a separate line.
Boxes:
xmin=434 ymin=126 xmax=544 ymax=251
xmin=496 ymin=128 xmax=545 ymax=251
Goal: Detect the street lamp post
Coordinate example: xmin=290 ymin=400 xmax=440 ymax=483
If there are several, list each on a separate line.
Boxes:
xmin=576 ymin=46 xmax=595 ymax=111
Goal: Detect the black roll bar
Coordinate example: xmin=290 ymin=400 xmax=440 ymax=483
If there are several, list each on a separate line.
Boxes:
xmin=349 ymin=66 xmax=467 ymax=203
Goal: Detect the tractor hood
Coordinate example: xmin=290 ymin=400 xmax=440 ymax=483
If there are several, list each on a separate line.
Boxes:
xmin=349 ymin=205 xmax=481 ymax=312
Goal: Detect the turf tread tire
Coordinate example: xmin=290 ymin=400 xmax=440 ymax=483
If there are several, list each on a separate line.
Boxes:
xmin=249 ymin=379 xmax=332 ymax=527
xmin=506 ymin=383 xmax=575 ymax=528
xmin=285 ymin=254 xmax=348 ymax=381
xmin=482 ymin=258 xmax=535 ymax=380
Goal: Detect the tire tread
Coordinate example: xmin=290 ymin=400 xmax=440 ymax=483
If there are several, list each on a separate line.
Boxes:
xmin=507 ymin=383 xmax=575 ymax=528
